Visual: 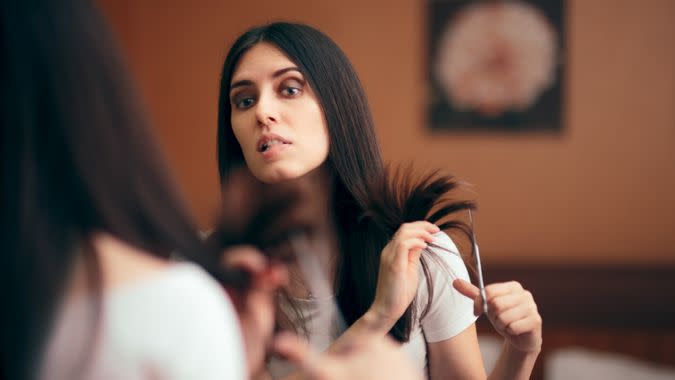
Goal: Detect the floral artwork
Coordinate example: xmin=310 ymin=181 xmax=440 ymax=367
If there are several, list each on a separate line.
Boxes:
xmin=428 ymin=0 xmax=564 ymax=132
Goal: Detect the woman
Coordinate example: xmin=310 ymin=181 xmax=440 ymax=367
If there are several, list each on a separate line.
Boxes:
xmin=217 ymin=22 xmax=543 ymax=379
xmin=1 ymin=3 xmax=420 ymax=380
xmin=0 ymin=0 xmax=260 ymax=378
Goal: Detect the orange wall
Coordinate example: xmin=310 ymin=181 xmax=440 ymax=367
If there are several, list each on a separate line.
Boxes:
xmin=99 ymin=0 xmax=675 ymax=264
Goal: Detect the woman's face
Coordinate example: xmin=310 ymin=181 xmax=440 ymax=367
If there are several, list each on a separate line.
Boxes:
xmin=229 ymin=43 xmax=329 ymax=183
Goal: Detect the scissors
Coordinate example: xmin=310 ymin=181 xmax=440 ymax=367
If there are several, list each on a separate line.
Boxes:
xmin=426 ymin=211 xmax=489 ymax=315
xmin=468 ymin=210 xmax=488 ymax=315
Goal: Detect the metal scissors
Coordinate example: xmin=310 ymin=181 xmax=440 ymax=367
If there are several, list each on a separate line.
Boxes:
xmin=468 ymin=209 xmax=488 ymax=315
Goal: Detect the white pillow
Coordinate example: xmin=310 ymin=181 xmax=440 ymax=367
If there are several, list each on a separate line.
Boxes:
xmin=547 ymin=347 xmax=675 ymax=380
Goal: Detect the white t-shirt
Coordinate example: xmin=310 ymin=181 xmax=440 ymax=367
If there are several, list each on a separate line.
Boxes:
xmin=269 ymin=231 xmax=477 ymax=378
xmin=40 ymin=263 xmax=246 ymax=380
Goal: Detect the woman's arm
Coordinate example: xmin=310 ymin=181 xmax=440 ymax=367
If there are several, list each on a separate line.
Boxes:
xmin=268 ymin=304 xmax=397 ymax=380
xmin=427 ymin=280 xmax=542 ymax=380
xmin=274 ymin=332 xmax=424 ymax=380
xmin=487 ymin=341 xmax=539 ymax=380
xmin=427 ymin=323 xmax=539 ymax=380
xmin=428 ymin=323 xmax=487 ymax=380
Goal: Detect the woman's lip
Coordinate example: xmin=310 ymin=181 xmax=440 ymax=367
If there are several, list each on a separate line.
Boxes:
xmin=261 ymin=142 xmax=291 ymax=161
xmin=257 ymin=134 xmax=292 ymax=152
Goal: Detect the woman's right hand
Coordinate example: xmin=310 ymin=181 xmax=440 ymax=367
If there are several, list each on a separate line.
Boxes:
xmin=367 ymin=221 xmax=439 ymax=331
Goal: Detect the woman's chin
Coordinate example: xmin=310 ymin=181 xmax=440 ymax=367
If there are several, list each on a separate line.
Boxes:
xmin=253 ymin=167 xmax=304 ymax=184
xmin=248 ymin=159 xmax=329 ymax=184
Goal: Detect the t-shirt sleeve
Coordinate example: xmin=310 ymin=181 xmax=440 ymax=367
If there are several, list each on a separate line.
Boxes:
xmin=418 ymin=231 xmax=478 ymax=343
xmin=158 ymin=266 xmax=247 ymax=380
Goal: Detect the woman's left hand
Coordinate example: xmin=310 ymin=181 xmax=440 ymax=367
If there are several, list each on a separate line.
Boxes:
xmin=222 ymin=246 xmax=288 ymax=378
xmin=453 ymin=279 xmax=542 ymax=353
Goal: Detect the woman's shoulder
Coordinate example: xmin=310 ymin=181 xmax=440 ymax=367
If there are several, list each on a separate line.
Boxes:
xmin=43 ymin=264 xmax=245 ymax=380
xmin=424 ymin=231 xmax=469 ymax=276
xmin=108 ymin=262 xmax=232 ymax=320
xmin=92 ymin=232 xmax=227 ymax=307
xmin=415 ymin=231 xmax=478 ymax=342
xmin=415 ymin=230 xmax=473 ymax=314
xmin=108 ymin=263 xmax=246 ymax=377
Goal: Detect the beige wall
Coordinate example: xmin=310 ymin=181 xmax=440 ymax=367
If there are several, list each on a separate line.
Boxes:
xmin=100 ymin=0 xmax=675 ymax=264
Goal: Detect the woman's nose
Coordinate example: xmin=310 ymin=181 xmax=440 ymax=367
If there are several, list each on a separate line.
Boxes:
xmin=255 ymin=92 xmax=279 ymax=127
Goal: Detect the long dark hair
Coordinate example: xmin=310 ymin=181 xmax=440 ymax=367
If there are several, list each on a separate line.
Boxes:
xmin=216 ymin=22 xmax=475 ymax=342
xmin=1 ymin=1 xmax=245 ymax=379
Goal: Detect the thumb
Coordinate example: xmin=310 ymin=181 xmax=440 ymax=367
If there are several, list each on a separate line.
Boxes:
xmin=272 ymin=332 xmax=310 ymax=363
xmin=452 ymin=278 xmax=479 ymax=299
xmin=272 ymin=332 xmax=323 ymax=378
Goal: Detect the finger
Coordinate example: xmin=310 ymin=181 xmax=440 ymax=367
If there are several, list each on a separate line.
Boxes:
xmin=252 ymin=263 xmax=289 ymax=292
xmin=408 ymin=246 xmax=424 ymax=264
xmin=452 ymin=279 xmax=484 ymax=316
xmin=490 ymin=303 xmax=532 ymax=333
xmin=401 ymin=237 xmax=428 ymax=251
xmin=487 ymin=292 xmax=528 ymax=316
xmin=506 ymin=314 xmax=543 ymax=335
xmin=484 ymin=281 xmax=524 ymax=301
xmin=222 ymin=245 xmax=268 ymax=273
xmin=396 ymin=238 xmax=427 ymax=265
xmin=407 ymin=221 xmax=440 ymax=234
xmin=452 ymin=278 xmax=479 ymax=299
xmin=272 ymin=332 xmax=310 ymax=363
xmin=396 ymin=223 xmax=438 ymax=242
xmin=272 ymin=332 xmax=322 ymax=377
xmin=267 ymin=262 xmax=289 ymax=287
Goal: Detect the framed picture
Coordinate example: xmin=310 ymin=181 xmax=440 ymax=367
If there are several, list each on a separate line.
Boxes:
xmin=428 ymin=0 xmax=565 ymax=132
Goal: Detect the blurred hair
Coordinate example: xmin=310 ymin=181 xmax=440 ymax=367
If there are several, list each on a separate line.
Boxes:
xmin=1 ymin=1 xmax=245 ymax=378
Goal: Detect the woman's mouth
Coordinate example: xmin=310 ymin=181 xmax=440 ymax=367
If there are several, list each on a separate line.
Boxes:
xmin=258 ymin=139 xmax=291 ymax=153
xmin=257 ymin=134 xmax=292 ymax=161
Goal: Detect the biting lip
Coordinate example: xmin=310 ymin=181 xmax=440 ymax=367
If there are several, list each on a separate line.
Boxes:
xmin=257 ymin=133 xmax=292 ymax=153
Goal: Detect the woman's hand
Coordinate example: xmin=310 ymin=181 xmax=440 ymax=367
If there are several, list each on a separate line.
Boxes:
xmin=453 ymin=279 xmax=543 ymax=353
xmin=367 ymin=221 xmax=439 ymax=331
xmin=273 ymin=331 xmax=423 ymax=380
xmin=222 ymin=246 xmax=288 ymax=378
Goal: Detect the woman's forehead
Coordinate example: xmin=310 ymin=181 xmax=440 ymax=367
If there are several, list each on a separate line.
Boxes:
xmin=231 ymin=43 xmax=298 ymax=83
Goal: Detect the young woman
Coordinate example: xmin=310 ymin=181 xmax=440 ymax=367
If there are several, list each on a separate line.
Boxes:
xmin=1 ymin=3 xmax=420 ymax=380
xmin=0 ymin=1 xmax=258 ymax=378
xmin=217 ymin=22 xmax=543 ymax=379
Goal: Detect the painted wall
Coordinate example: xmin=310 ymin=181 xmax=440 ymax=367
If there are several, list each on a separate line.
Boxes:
xmin=99 ymin=0 xmax=675 ymax=263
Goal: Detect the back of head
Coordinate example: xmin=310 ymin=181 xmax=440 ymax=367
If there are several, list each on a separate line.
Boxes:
xmin=1 ymin=1 xmax=238 ymax=378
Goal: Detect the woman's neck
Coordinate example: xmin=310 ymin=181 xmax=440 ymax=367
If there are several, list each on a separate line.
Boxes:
xmin=284 ymin=165 xmax=339 ymax=299
xmin=64 ymin=233 xmax=170 ymax=304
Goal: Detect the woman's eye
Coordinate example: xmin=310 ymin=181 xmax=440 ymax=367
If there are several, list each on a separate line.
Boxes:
xmin=280 ymin=78 xmax=304 ymax=97
xmin=234 ymin=97 xmax=255 ymax=109
xmin=281 ymin=86 xmax=301 ymax=97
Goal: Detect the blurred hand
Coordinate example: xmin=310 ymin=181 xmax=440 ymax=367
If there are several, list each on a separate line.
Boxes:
xmin=453 ymin=279 xmax=543 ymax=353
xmin=273 ymin=332 xmax=423 ymax=380
xmin=368 ymin=221 xmax=439 ymax=330
xmin=222 ymin=246 xmax=288 ymax=378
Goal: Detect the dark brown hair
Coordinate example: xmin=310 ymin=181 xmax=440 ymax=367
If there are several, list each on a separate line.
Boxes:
xmin=1 ymin=1 xmax=245 ymax=378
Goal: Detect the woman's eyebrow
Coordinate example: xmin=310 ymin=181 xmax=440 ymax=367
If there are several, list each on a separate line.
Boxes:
xmin=272 ymin=66 xmax=301 ymax=78
xmin=230 ymin=67 xmax=302 ymax=91
xmin=230 ymin=79 xmax=253 ymax=91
